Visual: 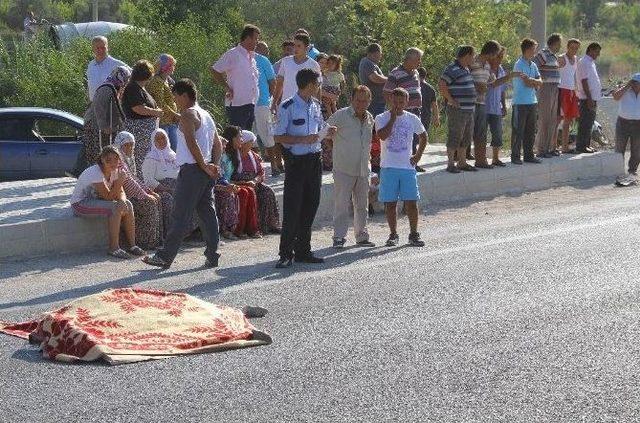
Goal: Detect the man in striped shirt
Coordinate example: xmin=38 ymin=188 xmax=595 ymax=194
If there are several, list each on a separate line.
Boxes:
xmin=439 ymin=45 xmax=477 ymax=173
xmin=469 ymin=40 xmax=501 ymax=169
xmin=384 ymin=47 xmax=425 ymax=172
xmin=533 ymin=33 xmax=562 ymax=157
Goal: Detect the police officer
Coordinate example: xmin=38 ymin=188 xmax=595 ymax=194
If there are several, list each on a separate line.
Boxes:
xmin=273 ymin=68 xmax=336 ymax=268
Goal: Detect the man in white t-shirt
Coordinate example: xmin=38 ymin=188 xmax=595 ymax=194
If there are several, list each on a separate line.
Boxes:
xmin=374 ymin=88 xmax=427 ymax=247
xmin=86 ymin=36 xmax=127 ymax=102
xmin=273 ymin=33 xmax=321 ymax=109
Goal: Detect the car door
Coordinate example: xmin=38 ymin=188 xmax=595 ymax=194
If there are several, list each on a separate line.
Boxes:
xmin=0 ymin=116 xmax=37 ymax=181
xmin=30 ymin=116 xmax=83 ymax=178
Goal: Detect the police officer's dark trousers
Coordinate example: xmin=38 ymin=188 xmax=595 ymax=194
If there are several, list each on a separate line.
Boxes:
xmin=278 ymin=151 xmax=322 ymax=259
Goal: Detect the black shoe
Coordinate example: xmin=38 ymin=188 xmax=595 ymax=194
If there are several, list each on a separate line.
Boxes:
xmin=551 ymin=150 xmax=561 ymax=157
xmin=204 ymin=253 xmax=220 ymax=268
xmin=275 ymin=257 xmax=293 ymax=268
xmin=475 ymin=162 xmax=494 ymax=169
xmin=492 ymin=160 xmax=507 ymax=167
xmin=356 ymin=240 xmax=376 ymax=247
xmin=524 ymin=157 xmax=542 ymax=164
xmin=415 ymin=165 xmax=426 ymax=173
xmin=142 ymin=254 xmax=170 ymax=269
xmin=576 ymin=147 xmax=595 ymax=154
xmin=458 ymin=164 xmax=478 ymax=172
xmin=294 ymin=254 xmax=325 ymax=264
xmin=446 ymin=165 xmax=461 ymax=174
xmin=536 ymin=153 xmax=545 ymax=158
xmin=333 ymin=238 xmax=346 ymax=249
xmin=408 ymin=232 xmax=425 ymax=247
xmin=543 ymin=153 xmax=553 ymax=158
xmin=385 ymin=233 xmax=400 ymax=247
xmin=368 ymin=204 xmax=375 ymax=216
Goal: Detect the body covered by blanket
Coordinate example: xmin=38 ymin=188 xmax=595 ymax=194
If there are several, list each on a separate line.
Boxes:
xmin=0 ymin=288 xmax=271 ymax=365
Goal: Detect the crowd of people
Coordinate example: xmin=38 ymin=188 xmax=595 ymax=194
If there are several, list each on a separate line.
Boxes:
xmin=66 ymin=24 xmax=640 ymax=270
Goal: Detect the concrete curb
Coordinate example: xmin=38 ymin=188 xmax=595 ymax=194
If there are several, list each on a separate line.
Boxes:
xmin=0 ymin=150 xmax=624 ymax=260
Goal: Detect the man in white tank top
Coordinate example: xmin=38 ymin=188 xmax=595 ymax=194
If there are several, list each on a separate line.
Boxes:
xmin=557 ymin=38 xmax=582 ymax=153
xmin=143 ymin=79 xmax=223 ymax=269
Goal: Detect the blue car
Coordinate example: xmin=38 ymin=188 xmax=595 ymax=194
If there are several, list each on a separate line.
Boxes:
xmin=0 ymin=107 xmax=84 ymax=181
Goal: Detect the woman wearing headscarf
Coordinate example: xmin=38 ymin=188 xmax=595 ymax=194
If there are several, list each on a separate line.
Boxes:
xmin=122 ymin=60 xmax=163 ymax=179
xmin=146 ymin=54 xmax=181 ymax=151
xmin=221 ymin=126 xmax=260 ymax=238
xmin=222 ymin=126 xmax=281 ymax=236
xmin=215 ymin=135 xmax=240 ymax=240
xmin=114 ymin=131 xmax=162 ymax=249
xmin=82 ymin=65 xmax=131 ymax=167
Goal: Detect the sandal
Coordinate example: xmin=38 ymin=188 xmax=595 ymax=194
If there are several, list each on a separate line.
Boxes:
xmin=142 ymin=254 xmax=170 ymax=269
xmin=109 ymin=249 xmax=131 ymax=259
xmin=222 ymin=231 xmax=239 ymax=240
xmin=128 ymin=246 xmax=146 ymax=256
xmin=249 ymin=232 xmax=263 ymax=239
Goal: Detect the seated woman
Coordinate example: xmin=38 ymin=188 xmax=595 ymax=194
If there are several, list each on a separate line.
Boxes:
xmin=69 ymin=146 xmax=145 ymax=259
xmin=223 ymin=126 xmax=281 ymax=236
xmin=113 ymin=131 xmax=162 ymax=250
xmin=215 ymin=136 xmax=240 ymax=240
xmin=221 ymin=127 xmax=260 ymax=239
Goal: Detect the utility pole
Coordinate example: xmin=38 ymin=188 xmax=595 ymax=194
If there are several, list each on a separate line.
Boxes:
xmin=532 ymin=0 xmax=546 ymax=46
xmin=92 ymin=0 xmax=99 ymax=22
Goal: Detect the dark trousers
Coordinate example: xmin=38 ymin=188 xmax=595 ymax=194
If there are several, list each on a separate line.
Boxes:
xmin=511 ymin=104 xmax=537 ymax=160
xmin=226 ymin=104 xmax=255 ymax=130
xmin=408 ymin=108 xmax=422 ymax=154
xmin=157 ymin=164 xmax=219 ymax=265
xmin=615 ymin=117 xmax=640 ymax=173
xmin=577 ymin=100 xmax=597 ymax=150
xmin=278 ymin=152 xmax=322 ymax=259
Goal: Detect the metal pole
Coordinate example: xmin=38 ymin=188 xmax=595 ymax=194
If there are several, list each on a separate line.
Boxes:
xmin=532 ymin=0 xmax=546 ymax=47
xmin=92 ymin=0 xmax=99 ymax=22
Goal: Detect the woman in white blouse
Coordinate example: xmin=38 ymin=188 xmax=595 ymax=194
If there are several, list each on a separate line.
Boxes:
xmin=142 ymin=128 xmax=180 ymax=238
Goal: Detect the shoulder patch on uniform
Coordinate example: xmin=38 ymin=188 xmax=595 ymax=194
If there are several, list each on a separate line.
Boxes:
xmin=282 ymin=99 xmax=294 ymax=109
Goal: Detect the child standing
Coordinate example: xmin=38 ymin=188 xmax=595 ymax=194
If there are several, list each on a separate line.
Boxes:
xmin=321 ymin=55 xmax=346 ymax=116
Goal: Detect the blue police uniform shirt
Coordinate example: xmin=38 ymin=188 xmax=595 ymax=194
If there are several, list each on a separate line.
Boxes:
xmin=274 ymin=93 xmax=324 ymax=155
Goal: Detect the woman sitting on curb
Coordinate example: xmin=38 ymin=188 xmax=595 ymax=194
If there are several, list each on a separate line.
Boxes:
xmin=224 ymin=127 xmax=282 ymax=236
xmin=221 ymin=126 xmax=261 ymax=238
xmin=113 ymin=131 xmax=163 ymax=249
xmin=69 ymin=146 xmax=145 ymax=259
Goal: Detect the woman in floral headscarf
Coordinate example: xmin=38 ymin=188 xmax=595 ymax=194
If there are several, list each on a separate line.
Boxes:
xmin=146 ymin=54 xmax=181 ymax=151
xmin=83 ymin=65 xmax=131 ymax=166
xmin=114 ymin=131 xmax=163 ymax=249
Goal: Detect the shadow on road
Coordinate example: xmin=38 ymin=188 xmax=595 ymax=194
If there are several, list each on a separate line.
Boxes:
xmin=0 ymin=243 xmax=403 ymax=311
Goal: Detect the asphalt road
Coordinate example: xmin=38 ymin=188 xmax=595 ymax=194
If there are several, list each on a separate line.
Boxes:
xmin=1 ymin=180 xmax=640 ymax=422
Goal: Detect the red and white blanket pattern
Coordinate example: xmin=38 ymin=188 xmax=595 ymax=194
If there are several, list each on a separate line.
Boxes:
xmin=0 ymin=288 xmax=271 ymax=365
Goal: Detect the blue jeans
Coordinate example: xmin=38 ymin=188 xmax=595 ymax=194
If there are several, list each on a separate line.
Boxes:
xmin=161 ymin=124 xmax=179 ymax=152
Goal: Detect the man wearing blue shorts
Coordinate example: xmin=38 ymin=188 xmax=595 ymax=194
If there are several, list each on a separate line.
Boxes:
xmin=375 ymin=88 xmax=428 ymax=247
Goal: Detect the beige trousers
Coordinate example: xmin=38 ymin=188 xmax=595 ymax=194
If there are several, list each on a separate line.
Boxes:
xmin=333 ymin=170 xmax=370 ymax=242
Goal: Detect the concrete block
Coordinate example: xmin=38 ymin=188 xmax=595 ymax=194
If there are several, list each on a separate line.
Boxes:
xmin=462 ymin=169 xmax=497 ymax=199
xmin=522 ymin=171 xmax=551 ymax=191
xmin=495 ymin=166 xmax=524 ymax=194
xmin=601 ymin=152 xmax=624 ymax=177
xmin=551 ymin=170 xmax=573 ymax=185
xmin=427 ymin=171 xmax=467 ymax=202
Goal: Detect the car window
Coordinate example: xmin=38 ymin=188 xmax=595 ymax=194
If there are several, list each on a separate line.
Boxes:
xmin=33 ymin=118 xmax=80 ymax=141
xmin=0 ymin=117 xmax=35 ymax=141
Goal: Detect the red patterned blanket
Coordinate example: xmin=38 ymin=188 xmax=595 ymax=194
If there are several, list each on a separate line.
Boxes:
xmin=0 ymin=288 xmax=272 ymax=365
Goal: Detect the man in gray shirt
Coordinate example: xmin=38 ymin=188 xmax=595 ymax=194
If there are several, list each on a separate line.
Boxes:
xmin=358 ymin=43 xmax=387 ymax=117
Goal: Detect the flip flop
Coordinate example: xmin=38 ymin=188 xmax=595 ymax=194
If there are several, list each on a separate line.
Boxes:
xmin=128 ymin=246 xmax=146 ymax=256
xmin=109 ymin=249 xmax=131 ymax=259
